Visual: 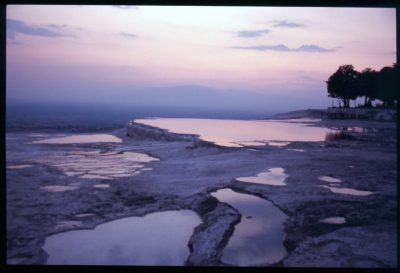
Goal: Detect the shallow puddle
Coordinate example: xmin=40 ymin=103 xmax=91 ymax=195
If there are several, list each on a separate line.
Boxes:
xmin=234 ymin=141 xmax=266 ymax=147
xmin=287 ymin=148 xmax=305 ymax=152
xmin=93 ymin=184 xmax=110 ymax=189
xmin=322 ymin=185 xmax=373 ymax=196
xmin=7 ymin=164 xmax=33 ymax=169
xmin=210 ymin=188 xmax=287 ymax=266
xmin=80 ymin=174 xmax=113 ymax=180
xmin=268 ymin=141 xmax=290 ymax=147
xmin=319 ymin=217 xmax=346 ymax=224
xmin=318 ymin=176 xmax=342 ymax=183
xmin=136 ymin=118 xmax=331 ymax=148
xmin=55 ymin=221 xmax=83 ymax=230
xmin=41 ymin=185 xmax=79 ymax=192
xmin=37 ymin=150 xmax=159 ymax=180
xmin=43 ymin=210 xmax=201 ymax=265
xmin=32 ymin=134 xmax=122 ymax=144
xmin=75 ymin=213 xmax=96 ymax=218
xmin=236 ymin=168 xmax=288 ymax=186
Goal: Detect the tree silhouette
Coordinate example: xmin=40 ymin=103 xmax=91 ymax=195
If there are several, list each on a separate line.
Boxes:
xmin=326 ymin=65 xmax=359 ymax=108
xmin=357 ymin=68 xmax=378 ymax=108
xmin=377 ymin=63 xmax=397 ymax=108
xmin=326 ymin=63 xmax=397 ymax=109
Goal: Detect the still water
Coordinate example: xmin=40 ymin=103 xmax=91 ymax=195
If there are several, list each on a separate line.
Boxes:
xmin=236 ymin=167 xmax=288 ymax=186
xmin=35 ymin=149 xmax=158 ymax=181
xmin=211 ymin=188 xmax=287 ymax=266
xmin=43 ymin=210 xmax=201 ymax=265
xmin=32 ymin=134 xmax=122 ymax=144
xmin=136 ymin=118 xmax=330 ymax=147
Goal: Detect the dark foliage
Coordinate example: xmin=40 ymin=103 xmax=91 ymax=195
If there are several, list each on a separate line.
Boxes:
xmin=326 ymin=63 xmax=397 ymax=108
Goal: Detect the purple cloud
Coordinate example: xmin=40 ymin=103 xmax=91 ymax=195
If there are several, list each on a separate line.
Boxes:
xmin=120 ymin=32 xmax=137 ymax=38
xmin=237 ymin=29 xmax=270 ymax=38
xmin=7 ymin=18 xmax=68 ymax=41
xmin=231 ymin=44 xmax=336 ymax=53
xmin=272 ymin=20 xmax=304 ymax=28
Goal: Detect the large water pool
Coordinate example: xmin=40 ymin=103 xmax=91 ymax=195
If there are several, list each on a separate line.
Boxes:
xmin=135 ymin=118 xmax=331 ymax=147
xmin=43 ymin=210 xmax=201 ymax=265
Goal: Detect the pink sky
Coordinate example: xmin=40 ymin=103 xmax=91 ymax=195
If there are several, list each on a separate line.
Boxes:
xmin=6 ymin=5 xmax=397 ymax=108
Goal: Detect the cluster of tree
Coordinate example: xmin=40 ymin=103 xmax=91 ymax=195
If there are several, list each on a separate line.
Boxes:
xmin=326 ymin=63 xmax=397 ymax=108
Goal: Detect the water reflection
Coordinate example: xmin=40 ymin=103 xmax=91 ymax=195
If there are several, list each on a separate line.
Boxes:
xmin=32 ymin=134 xmax=122 ymax=144
xmin=41 ymin=185 xmax=79 ymax=192
xmin=7 ymin=164 xmax=33 ymax=169
xmin=211 ymin=188 xmax=287 ymax=266
xmin=136 ymin=118 xmax=331 ymax=147
xmin=236 ymin=168 xmax=288 ymax=186
xmin=318 ymin=176 xmax=342 ymax=183
xmin=36 ymin=150 xmax=158 ymax=180
xmin=320 ymin=217 xmax=346 ymax=224
xmin=322 ymin=185 xmax=373 ymax=196
xmin=43 ymin=210 xmax=201 ymax=265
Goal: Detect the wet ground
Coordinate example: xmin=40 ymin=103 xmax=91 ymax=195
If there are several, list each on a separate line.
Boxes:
xmin=6 ymin=117 xmax=397 ymax=267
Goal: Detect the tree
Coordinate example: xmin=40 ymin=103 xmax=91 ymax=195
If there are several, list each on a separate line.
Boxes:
xmin=377 ymin=63 xmax=397 ymax=108
xmin=357 ymin=68 xmax=378 ymax=107
xmin=326 ymin=65 xmax=360 ymax=108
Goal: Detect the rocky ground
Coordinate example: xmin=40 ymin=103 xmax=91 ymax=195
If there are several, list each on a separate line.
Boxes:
xmin=5 ymin=116 xmax=397 ymax=268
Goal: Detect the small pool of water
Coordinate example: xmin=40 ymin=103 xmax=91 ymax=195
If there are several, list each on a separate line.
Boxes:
xmin=6 ymin=164 xmax=33 ymax=169
xmin=268 ymin=141 xmax=291 ymax=147
xmin=287 ymin=148 xmax=305 ymax=152
xmin=322 ymin=185 xmax=374 ymax=196
xmin=236 ymin=167 xmax=288 ymax=186
xmin=136 ymin=118 xmax=331 ymax=148
xmin=75 ymin=213 xmax=96 ymax=218
xmin=320 ymin=217 xmax=346 ymax=224
xmin=43 ymin=210 xmax=201 ymax=265
xmin=210 ymin=188 xmax=287 ymax=266
xmin=37 ymin=150 xmax=159 ymax=180
xmin=40 ymin=185 xmax=79 ymax=192
xmin=318 ymin=176 xmax=342 ymax=183
xmin=93 ymin=184 xmax=110 ymax=189
xmin=32 ymin=134 xmax=122 ymax=144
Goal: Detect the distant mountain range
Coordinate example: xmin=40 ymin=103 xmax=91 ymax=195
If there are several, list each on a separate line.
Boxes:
xmin=7 ymin=84 xmax=327 ymax=119
xmin=97 ymin=84 xmax=303 ymax=113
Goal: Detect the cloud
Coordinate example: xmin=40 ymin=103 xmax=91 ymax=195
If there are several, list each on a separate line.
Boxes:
xmin=296 ymin=45 xmax=335 ymax=52
xmin=7 ymin=18 xmax=69 ymax=41
xmin=231 ymin=44 xmax=336 ymax=53
xmin=272 ymin=20 xmax=304 ymax=28
xmin=120 ymin=32 xmax=137 ymax=38
xmin=47 ymin=24 xmax=68 ymax=29
xmin=112 ymin=5 xmax=139 ymax=10
xmin=237 ymin=29 xmax=270 ymax=38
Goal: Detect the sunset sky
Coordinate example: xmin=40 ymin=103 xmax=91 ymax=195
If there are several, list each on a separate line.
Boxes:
xmin=6 ymin=5 xmax=397 ymax=110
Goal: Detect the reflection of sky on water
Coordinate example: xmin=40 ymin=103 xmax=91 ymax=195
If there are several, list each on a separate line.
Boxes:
xmin=32 ymin=134 xmax=122 ymax=144
xmin=6 ymin=164 xmax=33 ymax=169
xmin=320 ymin=217 xmax=346 ymax=224
xmin=236 ymin=167 xmax=288 ymax=186
xmin=318 ymin=176 xmax=342 ymax=183
xmin=41 ymin=185 xmax=79 ymax=192
xmin=322 ymin=185 xmax=374 ymax=196
xmin=318 ymin=176 xmax=374 ymax=196
xmin=43 ymin=210 xmax=201 ymax=265
xmin=36 ymin=150 xmax=158 ymax=180
xmin=136 ymin=118 xmax=331 ymax=147
xmin=211 ymin=188 xmax=287 ymax=266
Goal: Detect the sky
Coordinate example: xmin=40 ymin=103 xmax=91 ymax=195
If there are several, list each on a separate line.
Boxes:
xmin=6 ymin=5 xmax=397 ymax=112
